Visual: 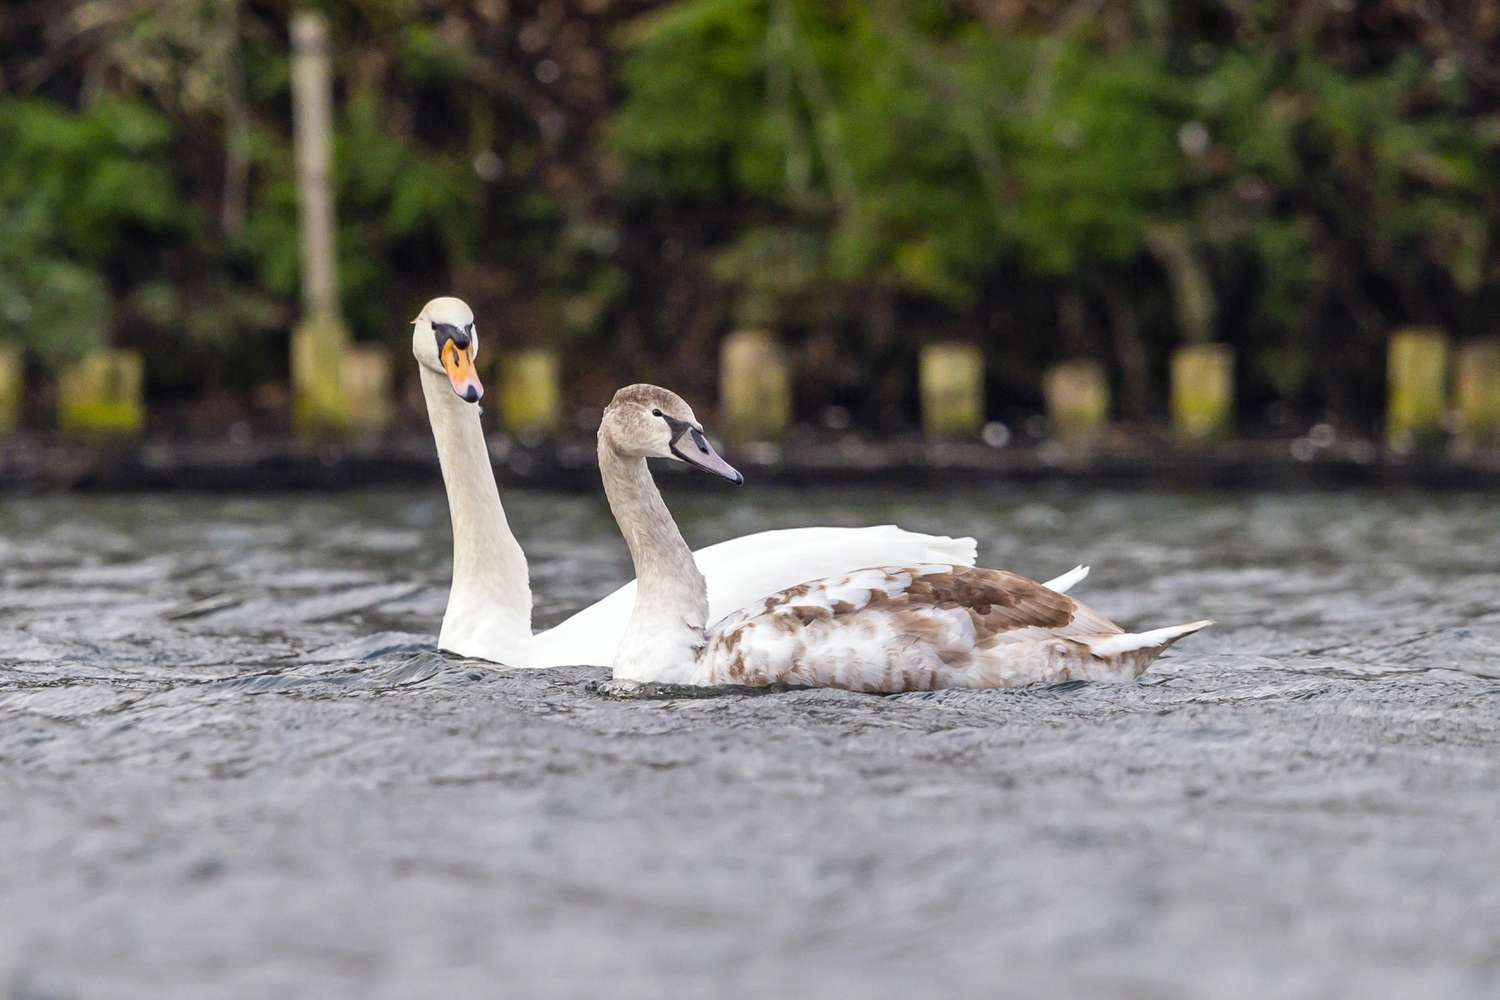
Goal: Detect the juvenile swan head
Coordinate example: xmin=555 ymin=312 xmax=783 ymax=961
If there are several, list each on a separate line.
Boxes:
xmin=600 ymin=384 xmax=743 ymax=484
xmin=412 ymin=296 xmax=482 ymax=403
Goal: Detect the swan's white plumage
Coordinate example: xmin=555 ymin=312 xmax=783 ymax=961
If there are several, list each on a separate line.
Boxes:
xmin=593 ymin=384 xmax=1211 ymax=693
xmin=1082 ymin=620 xmax=1213 ymax=657
xmin=416 ymin=298 xmax=1041 ymax=669
xmin=1041 ymin=563 xmax=1089 ymax=595
xmin=530 ymin=553 xmax=1084 ymax=670
xmin=526 ymin=525 xmax=982 ymax=668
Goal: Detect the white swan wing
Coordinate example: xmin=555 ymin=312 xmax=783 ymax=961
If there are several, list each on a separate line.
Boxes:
xmin=527 ymin=526 xmax=977 ymax=667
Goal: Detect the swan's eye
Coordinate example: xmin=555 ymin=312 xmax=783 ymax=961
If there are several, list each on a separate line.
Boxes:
xmin=651 ymin=408 xmax=662 ymax=417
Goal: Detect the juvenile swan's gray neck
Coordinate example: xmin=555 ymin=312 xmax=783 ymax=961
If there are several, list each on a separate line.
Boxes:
xmin=598 ymin=440 xmax=708 ymax=683
xmin=420 ymin=366 xmax=532 ymax=664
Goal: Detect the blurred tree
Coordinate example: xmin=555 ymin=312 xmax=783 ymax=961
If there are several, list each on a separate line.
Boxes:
xmin=610 ymin=0 xmax=1498 ymax=426
xmin=0 ymin=0 xmax=1492 ymax=432
xmin=0 ymin=97 xmax=179 ymax=365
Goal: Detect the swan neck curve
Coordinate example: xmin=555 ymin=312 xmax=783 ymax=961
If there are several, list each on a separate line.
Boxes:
xmin=420 ymin=365 xmax=532 ymax=663
xmin=598 ymin=438 xmax=707 ymax=682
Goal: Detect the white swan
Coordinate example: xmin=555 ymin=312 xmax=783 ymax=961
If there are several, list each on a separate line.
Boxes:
xmin=411 ymin=296 xmax=1087 ymax=668
xmin=598 ymin=384 xmax=1212 ymax=691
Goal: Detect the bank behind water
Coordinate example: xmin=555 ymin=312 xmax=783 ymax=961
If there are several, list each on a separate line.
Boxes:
xmin=3 ymin=428 xmax=1500 ymax=493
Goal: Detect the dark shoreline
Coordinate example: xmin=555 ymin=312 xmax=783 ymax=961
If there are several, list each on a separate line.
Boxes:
xmin=4 ymin=432 xmax=1499 ymax=492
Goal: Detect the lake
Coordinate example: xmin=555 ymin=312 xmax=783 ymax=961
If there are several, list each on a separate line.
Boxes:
xmin=2 ymin=484 xmax=1498 ymax=998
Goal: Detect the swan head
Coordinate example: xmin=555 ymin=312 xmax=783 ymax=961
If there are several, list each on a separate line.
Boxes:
xmin=600 ymin=384 xmax=743 ymax=485
xmin=412 ymin=296 xmax=482 ymax=403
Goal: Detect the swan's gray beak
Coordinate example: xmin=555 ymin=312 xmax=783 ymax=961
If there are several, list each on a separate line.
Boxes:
xmin=670 ymin=424 xmax=743 ymax=485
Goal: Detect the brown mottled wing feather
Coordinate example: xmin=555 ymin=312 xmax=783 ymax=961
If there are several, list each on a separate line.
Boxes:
xmin=924 ymin=566 xmax=1123 ymax=641
xmin=702 ymin=564 xmax=1128 ymax=690
xmin=715 ymin=565 xmax=1114 ymax=637
xmin=899 ymin=566 xmax=1069 ymax=629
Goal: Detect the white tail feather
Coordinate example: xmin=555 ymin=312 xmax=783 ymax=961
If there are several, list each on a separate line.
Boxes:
xmin=1041 ymin=564 xmax=1089 ymax=594
xmin=1083 ymin=619 xmax=1213 ymax=657
xmin=924 ymin=533 xmax=978 ymax=568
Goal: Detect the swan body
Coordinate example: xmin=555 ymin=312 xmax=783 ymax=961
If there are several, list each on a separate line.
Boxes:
xmin=411 ymin=297 xmax=1084 ymax=668
xmin=528 ymin=525 xmax=980 ymax=669
xmin=598 ymin=384 xmax=1211 ymax=692
xmin=675 ymin=564 xmax=1210 ymax=690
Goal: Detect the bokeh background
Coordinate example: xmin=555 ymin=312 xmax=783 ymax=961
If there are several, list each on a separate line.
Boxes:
xmin=1 ymin=0 xmax=1496 ymax=438
xmin=6 ymin=8 xmax=1500 ymax=997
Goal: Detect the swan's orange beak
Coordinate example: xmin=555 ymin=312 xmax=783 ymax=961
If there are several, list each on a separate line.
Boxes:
xmin=441 ymin=340 xmax=483 ymax=403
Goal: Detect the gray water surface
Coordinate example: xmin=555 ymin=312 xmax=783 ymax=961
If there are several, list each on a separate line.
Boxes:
xmin=2 ymin=485 xmax=1499 ymax=999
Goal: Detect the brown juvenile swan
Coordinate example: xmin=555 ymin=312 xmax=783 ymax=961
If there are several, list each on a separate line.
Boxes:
xmin=598 ymin=384 xmax=1212 ymax=690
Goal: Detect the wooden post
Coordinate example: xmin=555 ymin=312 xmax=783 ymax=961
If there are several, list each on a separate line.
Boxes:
xmin=342 ymin=345 xmax=393 ymax=433
xmin=1386 ymin=327 xmax=1449 ymax=453
xmin=58 ymin=350 xmax=144 ymax=436
xmin=289 ymin=10 xmax=350 ymax=433
xmin=292 ymin=11 xmax=337 ymax=323
xmin=0 ymin=346 xmax=22 ymax=433
xmin=919 ymin=343 xmax=984 ymax=439
xmin=1171 ymin=342 xmax=1234 ymax=442
xmin=291 ymin=315 xmax=350 ymax=432
xmin=1044 ymin=360 xmax=1109 ymax=443
xmin=1455 ymin=337 xmax=1500 ymax=451
xmin=720 ymin=331 xmax=790 ymax=442
xmin=498 ymin=349 xmax=561 ymax=436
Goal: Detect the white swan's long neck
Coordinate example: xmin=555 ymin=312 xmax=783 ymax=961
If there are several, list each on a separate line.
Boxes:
xmin=420 ymin=366 xmax=532 ymax=664
xmin=598 ymin=440 xmax=707 ymax=683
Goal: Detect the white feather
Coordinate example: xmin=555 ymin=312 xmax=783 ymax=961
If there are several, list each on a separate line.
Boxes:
xmin=528 ymin=527 xmax=979 ymax=667
xmin=1041 ymin=564 xmax=1089 ymax=594
xmin=1081 ymin=619 xmax=1215 ymax=657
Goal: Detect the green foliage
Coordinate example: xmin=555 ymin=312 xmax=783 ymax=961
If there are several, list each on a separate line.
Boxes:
xmin=613 ymin=0 xmax=778 ymax=198
xmin=1006 ymin=44 xmax=1188 ymax=272
xmin=612 ymin=3 xmax=1193 ymax=301
xmin=1198 ymin=46 xmax=1488 ymax=294
xmin=244 ymin=87 xmax=481 ymax=335
xmin=0 ymin=98 xmax=183 ymax=365
xmin=0 ymin=0 xmax=1494 ymax=427
xmin=711 ymin=225 xmax=833 ymax=327
xmin=609 ymin=0 xmax=1496 ymax=419
xmin=0 ymin=98 xmax=180 ymax=257
xmin=0 ymin=241 xmax=111 ymax=368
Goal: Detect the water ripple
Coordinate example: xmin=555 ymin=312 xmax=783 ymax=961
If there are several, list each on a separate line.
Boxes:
xmin=2 ymin=485 xmax=1498 ymax=999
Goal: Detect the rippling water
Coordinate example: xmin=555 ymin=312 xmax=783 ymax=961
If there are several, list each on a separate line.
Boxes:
xmin=2 ymin=485 xmax=1499 ymax=999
